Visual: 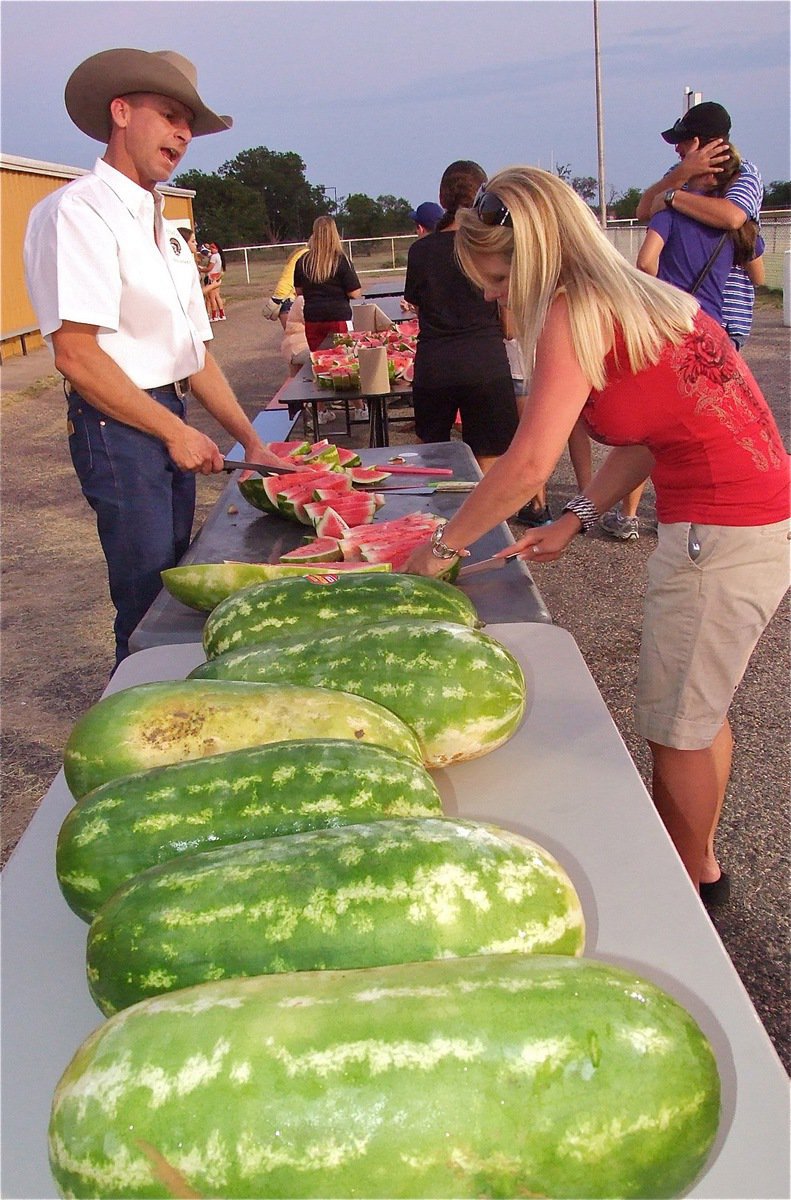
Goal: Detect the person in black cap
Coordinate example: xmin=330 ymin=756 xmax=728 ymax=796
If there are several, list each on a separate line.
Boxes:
xmin=635 ymin=101 xmax=762 ymax=253
xmin=597 ymin=101 xmax=765 ymax=542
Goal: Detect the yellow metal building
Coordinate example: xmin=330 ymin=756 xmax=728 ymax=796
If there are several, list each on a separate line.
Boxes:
xmin=1 ymin=153 xmax=196 ymax=361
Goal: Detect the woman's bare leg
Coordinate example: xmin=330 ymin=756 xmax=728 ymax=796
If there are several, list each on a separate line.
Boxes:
xmin=648 ymin=720 xmax=733 ymax=889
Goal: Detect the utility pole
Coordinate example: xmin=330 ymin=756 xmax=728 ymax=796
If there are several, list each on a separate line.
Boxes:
xmin=684 ymin=87 xmax=702 ymax=112
xmin=593 ymin=0 xmax=607 ymax=229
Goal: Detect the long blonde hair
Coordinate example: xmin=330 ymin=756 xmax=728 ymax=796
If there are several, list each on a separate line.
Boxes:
xmin=455 ymin=166 xmax=699 ymax=391
xmin=303 ymin=216 xmax=345 ymax=285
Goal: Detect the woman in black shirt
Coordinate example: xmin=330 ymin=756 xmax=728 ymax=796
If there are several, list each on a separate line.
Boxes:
xmin=403 ymin=160 xmax=518 ymax=473
xmin=294 ymin=217 xmax=362 ymax=351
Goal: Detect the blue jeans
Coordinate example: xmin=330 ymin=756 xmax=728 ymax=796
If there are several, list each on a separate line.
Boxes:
xmin=66 ymin=387 xmax=196 ymax=666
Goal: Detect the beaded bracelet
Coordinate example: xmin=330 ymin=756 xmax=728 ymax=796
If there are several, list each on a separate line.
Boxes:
xmin=561 ymin=494 xmax=601 ymax=534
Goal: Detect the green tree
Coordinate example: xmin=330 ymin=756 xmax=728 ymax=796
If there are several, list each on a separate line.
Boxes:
xmin=610 ymin=187 xmax=643 ymax=220
xmin=218 ymin=147 xmax=332 ymax=241
xmin=173 ymin=169 xmax=267 ymax=246
xmin=763 ymin=180 xmax=790 ymax=208
xmin=571 ymin=175 xmax=598 ymax=203
xmin=338 ymin=193 xmax=415 ymax=237
xmin=375 ymin=195 xmax=416 ymax=234
xmin=339 ymin=193 xmax=382 ymax=238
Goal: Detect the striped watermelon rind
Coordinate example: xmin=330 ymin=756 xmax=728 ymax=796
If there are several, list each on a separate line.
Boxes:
xmin=202 ymin=574 xmax=481 ymax=660
xmin=192 ymin=618 xmax=525 ymax=767
xmin=63 ymin=680 xmax=422 ymax=798
xmin=86 ymin=817 xmax=585 ymax=1014
xmin=56 ymin=740 xmax=443 ymax=922
xmin=49 ymin=955 xmax=721 ymax=1200
xmin=160 ymin=561 xmax=391 ymax=611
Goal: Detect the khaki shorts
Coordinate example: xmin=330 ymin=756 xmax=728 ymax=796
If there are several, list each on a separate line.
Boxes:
xmin=635 ymin=519 xmax=790 ymax=750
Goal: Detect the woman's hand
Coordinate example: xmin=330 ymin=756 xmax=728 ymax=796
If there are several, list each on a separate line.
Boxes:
xmin=403 ymin=540 xmax=459 ymax=578
xmin=507 ymin=512 xmax=581 ymax=563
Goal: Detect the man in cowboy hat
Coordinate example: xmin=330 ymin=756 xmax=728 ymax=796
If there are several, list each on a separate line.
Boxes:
xmin=24 ymin=49 xmax=290 ymax=667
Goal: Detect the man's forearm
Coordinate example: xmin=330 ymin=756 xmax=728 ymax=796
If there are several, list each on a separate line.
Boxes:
xmin=188 ymin=352 xmax=260 ymax=446
xmin=668 ymin=191 xmax=746 ymax=230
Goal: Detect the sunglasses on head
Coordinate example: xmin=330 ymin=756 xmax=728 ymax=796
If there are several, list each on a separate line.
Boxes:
xmin=472 ymin=185 xmax=512 ymax=227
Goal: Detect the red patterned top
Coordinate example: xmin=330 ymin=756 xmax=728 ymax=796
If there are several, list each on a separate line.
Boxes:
xmin=582 ymin=310 xmax=790 ymax=525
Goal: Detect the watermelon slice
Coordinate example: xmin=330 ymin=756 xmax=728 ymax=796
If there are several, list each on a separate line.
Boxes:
xmin=315 ymin=507 xmax=350 ymax=540
xmin=335 ymin=447 xmax=362 ymax=468
xmin=302 ymin=444 xmax=342 ymax=469
xmin=348 ymin=467 xmax=392 ymax=486
xmin=304 ymin=496 xmax=378 ymax=527
xmin=312 ymin=476 xmax=353 ymax=500
xmin=278 ymin=538 xmax=342 ymax=563
xmin=265 ymin=440 xmax=311 ymax=458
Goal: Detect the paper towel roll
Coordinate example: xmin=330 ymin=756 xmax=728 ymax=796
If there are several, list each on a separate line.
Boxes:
xmin=357 ymin=346 xmax=391 ymax=394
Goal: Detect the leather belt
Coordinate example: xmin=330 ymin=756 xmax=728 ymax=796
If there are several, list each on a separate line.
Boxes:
xmin=64 ymin=379 xmax=191 ymax=399
xmin=172 ymin=378 xmax=190 ymax=400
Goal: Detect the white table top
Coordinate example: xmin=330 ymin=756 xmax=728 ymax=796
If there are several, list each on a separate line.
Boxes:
xmin=1 ymin=624 xmax=788 ymax=1198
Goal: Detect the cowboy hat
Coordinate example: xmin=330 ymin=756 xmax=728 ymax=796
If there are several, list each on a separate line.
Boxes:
xmin=64 ymin=48 xmax=233 ymax=142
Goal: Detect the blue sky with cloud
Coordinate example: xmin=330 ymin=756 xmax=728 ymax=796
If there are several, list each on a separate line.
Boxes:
xmin=2 ymin=0 xmax=788 ymax=208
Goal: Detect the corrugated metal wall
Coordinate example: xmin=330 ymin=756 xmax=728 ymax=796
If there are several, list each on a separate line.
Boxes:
xmin=1 ymin=159 xmax=194 ymax=360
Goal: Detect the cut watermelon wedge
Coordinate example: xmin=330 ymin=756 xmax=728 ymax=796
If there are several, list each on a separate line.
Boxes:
xmin=315 ymin=508 xmax=351 ymax=540
xmin=347 ymin=467 xmax=392 ymax=486
xmin=265 ymin=440 xmax=311 ymax=458
xmin=278 ymin=538 xmax=342 ymax=563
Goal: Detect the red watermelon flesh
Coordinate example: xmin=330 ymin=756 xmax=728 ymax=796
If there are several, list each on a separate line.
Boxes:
xmin=312 ymin=478 xmax=353 ymax=500
xmin=335 ymin=447 xmax=362 ymax=468
xmin=348 ymin=467 xmax=392 ymax=486
xmin=339 ymin=514 xmax=441 ymax=546
xmin=315 ymin=508 xmax=350 ymax=539
xmin=304 ymin=497 xmax=377 ymax=527
xmin=278 ymin=538 xmax=342 ymax=563
xmin=265 ymin=440 xmax=311 ymax=458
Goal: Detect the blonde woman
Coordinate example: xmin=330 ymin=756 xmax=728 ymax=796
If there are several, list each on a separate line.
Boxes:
xmin=405 ymin=166 xmax=789 ymax=903
xmin=294 ymin=217 xmax=362 ymax=350
xmin=294 ymin=216 xmax=363 ymax=421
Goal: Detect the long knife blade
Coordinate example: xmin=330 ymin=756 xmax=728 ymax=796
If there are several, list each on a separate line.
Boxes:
xmin=457 ymin=552 xmax=519 ymax=579
xmin=371 ymin=481 xmax=477 ymax=494
xmin=222 ymin=459 xmax=298 ymax=476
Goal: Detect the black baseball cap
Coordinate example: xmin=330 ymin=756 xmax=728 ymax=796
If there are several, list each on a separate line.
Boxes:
xmin=661 ymin=101 xmax=731 ymax=144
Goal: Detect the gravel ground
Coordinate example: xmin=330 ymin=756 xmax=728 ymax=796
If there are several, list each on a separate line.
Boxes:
xmin=1 ymin=284 xmax=788 ymax=1069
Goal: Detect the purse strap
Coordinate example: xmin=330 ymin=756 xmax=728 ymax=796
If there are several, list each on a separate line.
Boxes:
xmin=689 ymin=232 xmax=729 ymax=296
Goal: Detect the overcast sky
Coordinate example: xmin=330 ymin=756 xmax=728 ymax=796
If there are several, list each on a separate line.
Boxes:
xmin=2 ymin=0 xmax=789 ymax=207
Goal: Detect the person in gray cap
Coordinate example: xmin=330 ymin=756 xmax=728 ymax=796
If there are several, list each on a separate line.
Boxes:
xmin=24 ymin=49 xmax=291 ymax=667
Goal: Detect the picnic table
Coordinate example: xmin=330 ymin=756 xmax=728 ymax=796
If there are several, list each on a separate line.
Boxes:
xmin=2 ymin=623 xmax=788 ymax=1197
xmin=362 ymin=277 xmax=406 ymax=298
xmin=127 ymin=438 xmax=551 ymax=654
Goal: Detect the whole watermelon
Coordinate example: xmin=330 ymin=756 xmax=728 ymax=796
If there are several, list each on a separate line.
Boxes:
xmin=202 ymin=573 xmax=481 ymax=659
xmin=191 ymin=619 xmax=526 ymax=768
xmin=57 ymin=739 xmax=443 ymax=922
xmin=49 ymin=955 xmax=721 ymax=1199
xmin=85 ymin=818 xmax=585 ymax=1013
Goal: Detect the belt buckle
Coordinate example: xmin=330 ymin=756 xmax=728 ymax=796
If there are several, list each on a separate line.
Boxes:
xmin=174 ymin=378 xmax=189 ymax=400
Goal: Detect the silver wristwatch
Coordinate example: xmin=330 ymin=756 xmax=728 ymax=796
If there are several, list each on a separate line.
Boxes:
xmin=561 ymin=494 xmax=600 ymax=534
xmin=430 ymin=522 xmax=461 ymax=560
xmin=664 ymin=188 xmax=676 ymax=209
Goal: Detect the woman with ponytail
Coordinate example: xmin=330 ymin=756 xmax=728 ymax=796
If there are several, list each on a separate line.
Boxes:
xmin=403 ymin=160 xmax=519 ymax=474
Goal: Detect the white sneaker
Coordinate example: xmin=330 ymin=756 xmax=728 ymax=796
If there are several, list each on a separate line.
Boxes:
xmin=317 ymin=408 xmax=336 ymax=425
xmin=355 ymin=404 xmax=369 ymax=421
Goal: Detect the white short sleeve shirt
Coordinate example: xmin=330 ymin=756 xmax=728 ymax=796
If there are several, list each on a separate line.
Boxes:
xmin=24 ymin=158 xmax=212 ymax=390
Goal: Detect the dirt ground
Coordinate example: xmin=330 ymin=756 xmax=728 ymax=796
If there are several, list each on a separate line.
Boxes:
xmin=1 ymin=282 xmax=789 ymax=1068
